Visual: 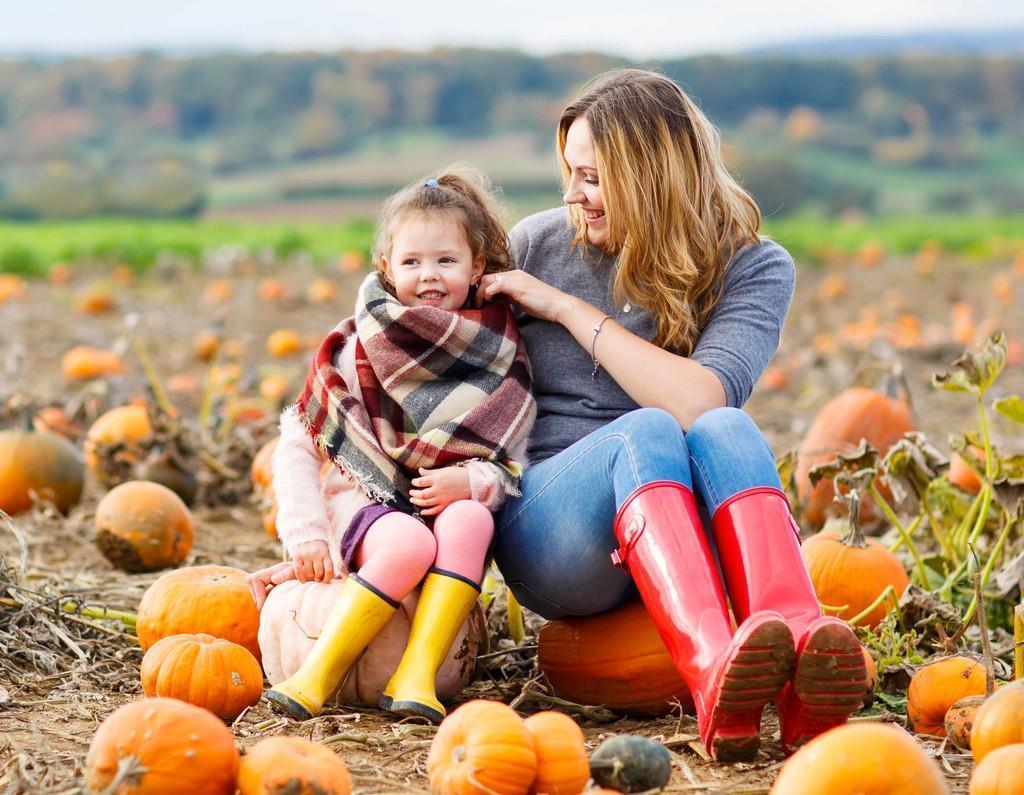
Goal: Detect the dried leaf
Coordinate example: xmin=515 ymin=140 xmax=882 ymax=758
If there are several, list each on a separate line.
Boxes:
xmin=993 ymin=551 xmax=1024 ymax=601
xmin=899 ymin=585 xmax=964 ymax=640
xmin=932 ymin=332 xmax=1006 ymax=395
xmin=992 ymin=478 xmax=1024 ymax=516
xmin=994 ymin=395 xmax=1024 ymax=425
xmin=883 ymin=432 xmax=948 ymax=511
xmin=776 ymin=449 xmax=798 ymax=497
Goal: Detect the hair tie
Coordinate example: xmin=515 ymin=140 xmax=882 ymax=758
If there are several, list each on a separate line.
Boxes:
xmin=424 ymin=178 xmax=439 ymax=189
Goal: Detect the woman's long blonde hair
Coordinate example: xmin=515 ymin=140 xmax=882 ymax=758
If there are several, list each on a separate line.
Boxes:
xmin=558 ymin=68 xmax=762 ymax=355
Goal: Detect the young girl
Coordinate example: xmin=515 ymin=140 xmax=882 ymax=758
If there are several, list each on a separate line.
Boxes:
xmin=247 ymin=166 xmax=535 ymax=724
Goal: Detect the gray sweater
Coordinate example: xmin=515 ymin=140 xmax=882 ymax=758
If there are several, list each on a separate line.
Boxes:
xmin=510 ymin=207 xmax=795 ymax=463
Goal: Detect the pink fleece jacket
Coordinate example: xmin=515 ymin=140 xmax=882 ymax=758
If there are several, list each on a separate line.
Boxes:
xmin=272 ymin=333 xmax=527 ymax=574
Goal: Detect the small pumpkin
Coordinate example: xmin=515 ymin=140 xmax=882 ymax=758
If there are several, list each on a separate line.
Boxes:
xmin=538 ymin=597 xmax=692 ymax=715
xmin=338 ymin=251 xmax=366 ymax=274
xmin=193 ymin=330 xmax=221 ymax=362
xmin=589 ymin=735 xmax=672 ymax=794
xmin=237 ymin=736 xmax=352 ymax=795
xmin=84 ymin=404 xmax=153 ymax=479
xmin=259 ymin=375 xmax=292 ymax=407
xmin=141 ymin=633 xmax=263 ymax=721
xmin=61 ymin=345 xmax=125 ymax=380
xmin=801 ymin=516 xmax=909 ymax=628
xmin=257 ymin=278 xmax=290 ymax=302
xmin=259 ymin=577 xmax=485 ymax=707
xmin=33 ymin=406 xmax=84 ymax=441
xmin=769 ymin=723 xmax=949 ymax=794
xmin=0 ymin=273 xmax=29 ymax=303
xmin=266 ymin=329 xmax=302 ymax=358
xmin=74 ymin=285 xmax=117 ymax=315
xmin=948 ymin=448 xmax=984 ymax=495
xmin=95 ymin=480 xmax=194 ymax=572
xmin=972 ymin=680 xmax=1024 ymax=763
xmin=137 ymin=564 xmax=262 ymax=662
xmin=428 ymin=699 xmax=537 ymax=795
xmin=908 ymin=655 xmax=988 ymax=736
xmin=0 ymin=424 xmax=85 ymax=515
xmin=945 ymin=695 xmax=987 ymax=751
xmin=251 ymin=437 xmax=279 ymax=537
xmin=969 ymin=743 xmax=1024 ymax=795
xmin=307 ymin=278 xmax=339 ymax=304
xmin=523 ymin=712 xmax=590 ymax=795
xmin=84 ymin=697 xmax=239 ymax=795
xmin=796 ymin=386 xmax=914 ymax=528
xmin=48 ymin=263 xmax=73 ymax=286
xmin=202 ymin=279 xmax=235 ymax=304
xmin=862 ymin=646 xmax=878 ymax=707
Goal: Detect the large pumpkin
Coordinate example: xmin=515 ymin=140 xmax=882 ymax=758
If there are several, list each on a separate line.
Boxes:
xmin=769 ymin=722 xmax=949 ymax=794
xmin=84 ymin=404 xmax=153 ymax=481
xmin=428 ymin=700 xmax=538 ymax=795
xmin=969 ymin=744 xmax=1024 ymax=795
xmin=95 ymin=481 xmax=194 ymax=572
xmin=0 ymin=425 xmax=84 ymax=515
xmin=971 ymin=681 xmax=1024 ymax=763
xmin=907 ymin=655 xmax=988 ymax=736
xmin=141 ymin=633 xmax=263 ymax=721
xmin=801 ymin=517 xmax=909 ymax=628
xmin=538 ymin=597 xmax=692 ymax=715
xmin=137 ymin=565 xmax=261 ymax=662
xmin=237 ymin=736 xmax=352 ymax=795
xmin=84 ymin=697 xmax=239 ymax=795
xmin=796 ymin=386 xmax=914 ymax=528
xmin=258 ymin=577 xmax=485 ymax=708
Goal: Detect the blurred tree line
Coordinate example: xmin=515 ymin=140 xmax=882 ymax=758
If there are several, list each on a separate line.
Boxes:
xmin=0 ymin=49 xmax=1022 ymax=217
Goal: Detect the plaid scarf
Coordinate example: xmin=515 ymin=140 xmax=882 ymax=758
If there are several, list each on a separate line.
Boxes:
xmin=297 ymin=272 xmax=535 ymax=510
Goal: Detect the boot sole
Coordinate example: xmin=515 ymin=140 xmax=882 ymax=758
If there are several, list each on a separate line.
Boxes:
xmin=782 ymin=620 xmax=866 ymax=749
xmin=707 ymin=616 xmax=795 ymax=763
xmin=380 ymin=697 xmax=445 ymax=724
xmin=265 ymin=689 xmax=315 ymax=721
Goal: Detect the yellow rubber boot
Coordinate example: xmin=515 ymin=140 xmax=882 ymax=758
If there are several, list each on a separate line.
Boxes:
xmin=379 ymin=568 xmax=480 ymax=723
xmin=266 ymin=574 xmax=397 ymax=720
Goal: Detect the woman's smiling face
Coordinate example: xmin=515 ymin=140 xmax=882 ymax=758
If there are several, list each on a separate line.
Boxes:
xmin=562 ymin=116 xmax=608 ymax=247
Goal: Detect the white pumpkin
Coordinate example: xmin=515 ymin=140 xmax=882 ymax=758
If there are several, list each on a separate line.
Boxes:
xmin=258 ymin=577 xmax=486 ymax=707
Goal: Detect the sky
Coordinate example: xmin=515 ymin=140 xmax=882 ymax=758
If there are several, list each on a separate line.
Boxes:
xmin=3 ymin=0 xmax=1023 ymax=58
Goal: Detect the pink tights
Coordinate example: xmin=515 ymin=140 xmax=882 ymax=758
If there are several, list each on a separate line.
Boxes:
xmin=353 ymin=500 xmax=493 ymax=603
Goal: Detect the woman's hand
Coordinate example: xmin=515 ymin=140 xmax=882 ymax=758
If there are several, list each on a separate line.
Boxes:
xmin=409 ymin=466 xmax=471 ymax=516
xmin=292 ymin=540 xmax=335 ymax=584
xmin=479 ymin=270 xmax=576 ymax=323
xmin=246 ymin=561 xmax=297 ymax=610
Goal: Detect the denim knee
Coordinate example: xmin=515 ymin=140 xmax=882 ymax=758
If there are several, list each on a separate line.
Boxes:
xmin=621 ymin=407 xmax=685 ymax=446
xmin=688 ymin=406 xmax=758 ymax=445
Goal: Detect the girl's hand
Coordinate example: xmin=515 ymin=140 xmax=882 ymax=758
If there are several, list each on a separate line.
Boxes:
xmin=409 ymin=466 xmax=471 ymax=516
xmin=246 ymin=561 xmax=296 ymax=610
xmin=293 ymin=540 xmax=335 ymax=584
xmin=479 ymin=270 xmax=576 ymax=324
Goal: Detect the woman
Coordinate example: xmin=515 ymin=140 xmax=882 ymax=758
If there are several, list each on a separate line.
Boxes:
xmin=479 ymin=69 xmax=865 ymax=763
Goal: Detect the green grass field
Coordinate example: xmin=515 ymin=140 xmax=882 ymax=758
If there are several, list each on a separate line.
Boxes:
xmin=2 ymin=213 xmax=1022 ymax=276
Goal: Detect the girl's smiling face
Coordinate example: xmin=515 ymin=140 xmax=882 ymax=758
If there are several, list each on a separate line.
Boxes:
xmin=561 ymin=116 xmax=607 ymax=247
xmin=382 ymin=212 xmax=485 ymax=309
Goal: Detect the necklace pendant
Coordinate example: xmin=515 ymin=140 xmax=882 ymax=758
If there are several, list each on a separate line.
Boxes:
xmin=622 ymin=302 xmax=632 ymax=313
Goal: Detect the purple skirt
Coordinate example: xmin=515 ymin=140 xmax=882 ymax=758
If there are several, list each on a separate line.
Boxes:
xmin=340 ymin=503 xmax=414 ymax=569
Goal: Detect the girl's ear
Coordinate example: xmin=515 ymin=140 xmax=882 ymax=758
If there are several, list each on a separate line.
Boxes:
xmin=379 ymin=259 xmax=392 ymax=284
xmin=471 ymin=253 xmax=486 ymax=283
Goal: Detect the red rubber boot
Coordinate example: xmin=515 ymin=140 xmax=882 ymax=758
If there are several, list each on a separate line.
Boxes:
xmin=612 ymin=481 xmax=795 ymax=763
xmin=711 ymin=487 xmax=867 ymax=751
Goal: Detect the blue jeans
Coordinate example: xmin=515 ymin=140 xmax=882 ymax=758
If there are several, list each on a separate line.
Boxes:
xmin=494 ymin=407 xmax=782 ymax=619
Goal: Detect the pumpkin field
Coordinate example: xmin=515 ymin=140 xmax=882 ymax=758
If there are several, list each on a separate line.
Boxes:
xmin=1 ymin=231 xmax=1024 ymax=794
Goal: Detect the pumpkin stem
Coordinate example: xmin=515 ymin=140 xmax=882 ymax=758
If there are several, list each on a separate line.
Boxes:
xmin=974 ymin=574 xmax=996 ymax=697
xmin=840 ymin=490 xmax=870 ymax=549
xmin=95 ymin=754 xmax=147 ymax=795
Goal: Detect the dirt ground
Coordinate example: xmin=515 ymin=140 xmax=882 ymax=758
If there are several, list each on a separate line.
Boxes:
xmin=2 ymin=250 xmax=1021 ymax=793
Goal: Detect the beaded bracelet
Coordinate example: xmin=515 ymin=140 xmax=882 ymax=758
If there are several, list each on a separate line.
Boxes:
xmin=590 ymin=315 xmax=612 ymax=379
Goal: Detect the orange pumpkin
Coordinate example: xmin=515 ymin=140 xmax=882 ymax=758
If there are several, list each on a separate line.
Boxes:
xmin=137 ymin=565 xmax=262 ymax=662
xmin=948 ymin=448 xmax=984 ymax=495
xmin=0 ymin=425 xmax=85 ymax=515
xmin=257 ymin=278 xmax=290 ymax=302
xmin=428 ymin=700 xmax=538 ymax=795
xmin=972 ymin=681 xmax=1024 ymax=763
xmin=523 ymin=712 xmax=590 ymax=795
xmin=258 ymin=375 xmax=292 ymax=407
xmin=796 ymin=386 xmax=915 ymax=528
xmin=0 ymin=273 xmax=29 ymax=303
xmin=95 ymin=481 xmax=194 ymax=573
xmin=202 ymin=279 xmax=235 ymax=304
xmin=237 ymin=736 xmax=352 ymax=795
xmin=908 ymin=655 xmax=988 ymax=736
xmin=945 ymin=695 xmax=987 ymax=751
xmin=769 ymin=723 xmax=949 ymax=794
xmin=84 ymin=404 xmax=153 ymax=477
xmin=141 ymin=633 xmax=263 ymax=721
xmin=74 ymin=285 xmax=117 ymax=315
xmin=251 ymin=437 xmax=279 ymax=537
xmin=969 ymin=743 xmax=1024 ymax=795
xmin=306 ymin=278 xmax=338 ymax=303
xmin=266 ymin=329 xmax=302 ymax=358
xmin=862 ymin=646 xmax=878 ymax=706
xmin=84 ymin=697 xmax=239 ymax=795
xmin=33 ymin=406 xmax=83 ymax=441
xmin=801 ymin=518 xmax=909 ymax=628
xmin=61 ymin=345 xmax=125 ymax=380
xmin=49 ymin=263 xmax=73 ymax=286
xmin=338 ymin=251 xmax=366 ymax=274
xmin=538 ymin=597 xmax=692 ymax=715
xmin=193 ymin=330 xmax=221 ymax=362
